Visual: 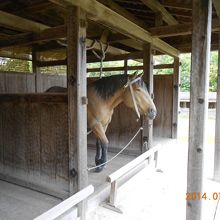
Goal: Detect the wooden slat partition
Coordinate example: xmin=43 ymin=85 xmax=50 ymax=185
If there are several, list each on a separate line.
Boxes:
xmin=0 ymin=72 xmax=66 ymax=93
xmin=153 ymin=74 xmax=173 ymax=138
xmin=0 ymin=94 xmax=69 ymax=198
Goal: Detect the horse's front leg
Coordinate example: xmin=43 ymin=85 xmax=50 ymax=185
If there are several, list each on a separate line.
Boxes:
xmin=92 ymin=123 xmax=109 ymax=172
xmin=95 ymin=139 xmax=102 ymax=166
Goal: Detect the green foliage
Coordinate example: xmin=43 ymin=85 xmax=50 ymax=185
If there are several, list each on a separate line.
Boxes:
xmin=153 ymin=55 xmax=174 ymax=75
xmin=209 ymin=51 xmax=218 ymax=92
xmin=180 ymin=53 xmax=191 ymax=92
xmin=180 ymin=52 xmax=218 ymax=92
xmin=0 ymin=57 xmax=32 ymax=72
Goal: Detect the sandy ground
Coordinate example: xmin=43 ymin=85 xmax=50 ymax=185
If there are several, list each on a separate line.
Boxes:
xmin=87 ymin=109 xmax=220 ymax=220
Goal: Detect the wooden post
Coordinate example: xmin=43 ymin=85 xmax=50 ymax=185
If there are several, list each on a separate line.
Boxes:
xmin=142 ymin=44 xmax=154 ymax=157
xmin=172 ymin=57 xmax=180 ymax=138
xmin=155 ymin=12 xmax=163 ymax=27
xmin=32 ymin=47 xmax=41 ymax=93
xmin=186 ymin=1 xmax=212 ymax=220
xmin=124 ymin=58 xmax=128 ymax=75
xmin=214 ymin=32 xmax=220 ymax=182
xmin=67 ymin=7 xmax=88 ymax=220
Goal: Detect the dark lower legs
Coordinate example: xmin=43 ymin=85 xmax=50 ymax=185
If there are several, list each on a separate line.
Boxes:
xmin=95 ymin=139 xmax=108 ymax=172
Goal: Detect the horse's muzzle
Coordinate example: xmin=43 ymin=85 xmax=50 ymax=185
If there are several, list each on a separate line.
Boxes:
xmin=147 ymin=108 xmax=157 ymax=120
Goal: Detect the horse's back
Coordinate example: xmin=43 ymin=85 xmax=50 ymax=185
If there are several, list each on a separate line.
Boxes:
xmin=45 ymin=86 xmax=67 ymax=93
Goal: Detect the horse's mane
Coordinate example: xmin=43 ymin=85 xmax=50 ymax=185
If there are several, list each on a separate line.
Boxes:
xmin=93 ymin=74 xmax=128 ymax=100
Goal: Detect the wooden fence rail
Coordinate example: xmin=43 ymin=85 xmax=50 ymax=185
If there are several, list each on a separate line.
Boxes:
xmin=34 ymin=185 xmax=94 ymax=220
xmin=103 ymin=144 xmax=162 ymax=213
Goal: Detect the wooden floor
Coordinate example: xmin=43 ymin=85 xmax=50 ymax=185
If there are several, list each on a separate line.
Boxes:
xmin=0 ymin=138 xmax=169 ymax=219
xmin=0 ymin=180 xmax=61 ymax=220
xmin=88 ymin=148 xmax=136 ymax=188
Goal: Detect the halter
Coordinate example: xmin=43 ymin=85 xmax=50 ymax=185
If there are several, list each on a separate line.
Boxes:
xmin=124 ymin=76 xmax=142 ymax=120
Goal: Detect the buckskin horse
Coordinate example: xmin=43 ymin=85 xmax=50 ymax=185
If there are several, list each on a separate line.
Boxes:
xmin=47 ymin=73 xmax=156 ymax=172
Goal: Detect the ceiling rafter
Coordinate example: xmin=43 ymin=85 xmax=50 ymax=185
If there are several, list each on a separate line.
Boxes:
xmin=97 ymin=0 xmax=148 ymax=29
xmin=49 ymin=0 xmax=180 ymax=57
xmin=139 ymin=0 xmax=178 ymax=25
xmin=213 ymin=0 xmax=220 ymax=19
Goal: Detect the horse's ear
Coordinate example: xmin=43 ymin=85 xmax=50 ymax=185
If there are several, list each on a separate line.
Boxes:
xmin=130 ymin=71 xmax=139 ymax=80
xmin=139 ymin=72 xmax=144 ymax=78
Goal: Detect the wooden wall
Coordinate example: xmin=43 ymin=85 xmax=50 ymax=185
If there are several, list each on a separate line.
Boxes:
xmin=153 ymin=74 xmax=174 ymax=138
xmin=0 ymin=94 xmax=69 ymax=198
xmin=0 ymin=71 xmax=66 ymax=93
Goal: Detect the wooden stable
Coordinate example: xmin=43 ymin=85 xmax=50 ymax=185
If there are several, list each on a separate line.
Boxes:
xmin=0 ymin=1 xmax=220 ymax=220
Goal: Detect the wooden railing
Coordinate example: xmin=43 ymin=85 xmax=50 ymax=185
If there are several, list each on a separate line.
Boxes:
xmin=34 ymin=185 xmax=94 ymax=220
xmin=103 ymin=144 xmax=162 ymax=213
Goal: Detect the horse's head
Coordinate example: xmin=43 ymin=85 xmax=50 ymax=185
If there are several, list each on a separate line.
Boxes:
xmin=123 ymin=73 xmax=157 ymax=120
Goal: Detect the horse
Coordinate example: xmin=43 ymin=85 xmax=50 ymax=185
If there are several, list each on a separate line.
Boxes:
xmin=46 ymin=73 xmax=157 ymax=172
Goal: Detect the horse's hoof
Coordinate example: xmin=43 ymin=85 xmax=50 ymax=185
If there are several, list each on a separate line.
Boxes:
xmin=95 ymin=166 xmax=104 ymax=173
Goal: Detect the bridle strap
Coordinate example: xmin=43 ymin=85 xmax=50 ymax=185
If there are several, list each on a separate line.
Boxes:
xmin=124 ymin=76 xmax=142 ymax=119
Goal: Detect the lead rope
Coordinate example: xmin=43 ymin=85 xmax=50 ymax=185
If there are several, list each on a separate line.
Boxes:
xmin=87 ymin=127 xmax=143 ymax=171
xmin=91 ymin=41 xmax=108 ymax=78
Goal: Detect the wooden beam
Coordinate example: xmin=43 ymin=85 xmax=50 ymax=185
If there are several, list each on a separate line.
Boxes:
xmin=0 ymin=10 xmax=48 ymax=32
xmin=186 ymin=1 xmax=212 ymax=220
xmin=87 ymin=65 xmax=143 ymax=72
xmin=213 ymin=0 xmax=220 ymax=18
xmin=155 ymin=12 xmax=163 ymax=27
xmin=154 ymin=63 xmax=173 ymax=69
xmin=87 ymin=51 xmax=143 ymax=63
xmin=98 ymin=0 xmax=148 ymax=29
xmin=112 ymin=39 xmax=143 ymax=51
xmin=0 ymin=26 xmax=128 ymax=56
xmin=214 ymin=32 xmax=220 ymax=182
xmin=139 ymin=0 xmax=178 ymax=25
xmin=149 ymin=23 xmax=191 ymax=37
xmin=67 ymin=6 xmax=88 ymax=219
xmin=161 ymin=0 xmax=191 ymax=10
xmin=32 ymin=47 xmax=41 ymax=93
xmin=37 ymin=59 xmax=66 ymax=67
xmin=49 ymin=0 xmax=180 ymax=57
xmin=0 ymin=49 xmax=31 ymax=60
xmin=0 ymin=94 xmax=67 ymax=103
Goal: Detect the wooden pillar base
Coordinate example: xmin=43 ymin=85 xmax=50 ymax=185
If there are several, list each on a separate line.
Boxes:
xmin=101 ymin=202 xmax=123 ymax=214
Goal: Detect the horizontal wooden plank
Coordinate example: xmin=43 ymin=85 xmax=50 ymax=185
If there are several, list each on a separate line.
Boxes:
xmin=154 ymin=63 xmax=174 ymax=69
xmin=0 ymin=94 xmax=67 ymax=103
xmin=34 ymin=185 xmax=94 ymax=220
xmin=0 ymin=70 xmax=33 ymax=75
xmin=107 ymin=144 xmax=162 ymax=183
xmin=87 ymin=65 xmax=143 ymax=72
